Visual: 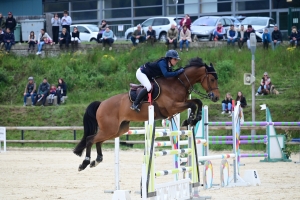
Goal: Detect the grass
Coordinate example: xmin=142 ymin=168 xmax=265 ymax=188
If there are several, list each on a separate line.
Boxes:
xmin=0 ymin=45 xmax=299 ymax=152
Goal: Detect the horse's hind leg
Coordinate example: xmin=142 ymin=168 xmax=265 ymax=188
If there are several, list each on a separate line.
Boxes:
xmin=78 ymin=135 xmax=95 ymax=171
xmin=90 ymin=142 xmax=103 ymax=168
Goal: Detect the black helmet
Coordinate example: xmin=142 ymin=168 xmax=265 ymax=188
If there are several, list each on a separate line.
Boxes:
xmin=165 ymin=50 xmax=180 ymax=60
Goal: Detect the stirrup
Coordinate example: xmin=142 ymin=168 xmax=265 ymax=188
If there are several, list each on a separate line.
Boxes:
xmin=130 ymin=104 xmax=140 ymax=112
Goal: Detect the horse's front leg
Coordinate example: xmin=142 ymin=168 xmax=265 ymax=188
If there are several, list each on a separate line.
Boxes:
xmin=190 ymin=99 xmax=203 ymax=125
xmin=78 ymin=135 xmax=95 ymax=171
xmin=181 ymin=100 xmax=197 ymax=127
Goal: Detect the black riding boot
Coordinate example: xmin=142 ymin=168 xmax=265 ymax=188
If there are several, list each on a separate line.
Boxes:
xmin=130 ymin=88 xmax=148 ymax=112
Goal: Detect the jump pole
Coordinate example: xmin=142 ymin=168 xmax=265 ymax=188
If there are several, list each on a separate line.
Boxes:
xmin=0 ymin=127 xmax=6 ymax=153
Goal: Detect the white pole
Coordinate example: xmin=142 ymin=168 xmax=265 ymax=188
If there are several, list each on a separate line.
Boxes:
xmin=204 ymin=106 xmax=209 ymax=156
xmin=250 ymin=33 xmax=257 ymax=135
xmin=114 ymin=137 xmax=120 ymax=190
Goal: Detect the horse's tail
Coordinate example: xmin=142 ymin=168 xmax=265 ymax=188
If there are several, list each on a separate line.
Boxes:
xmin=73 ymin=101 xmax=101 ymax=157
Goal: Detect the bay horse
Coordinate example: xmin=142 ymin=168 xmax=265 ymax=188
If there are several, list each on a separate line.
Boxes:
xmin=74 ymin=57 xmax=220 ymax=171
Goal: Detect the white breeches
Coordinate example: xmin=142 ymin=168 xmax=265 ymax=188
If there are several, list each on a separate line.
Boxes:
xmin=71 ymin=37 xmax=79 ymax=41
xmin=136 ymin=68 xmax=152 ymax=92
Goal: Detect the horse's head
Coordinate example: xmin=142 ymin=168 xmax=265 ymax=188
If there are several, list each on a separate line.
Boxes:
xmin=201 ymin=63 xmax=220 ymax=102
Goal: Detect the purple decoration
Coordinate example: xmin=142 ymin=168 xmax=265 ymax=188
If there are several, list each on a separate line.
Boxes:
xmin=240 ymin=153 xmax=268 ymax=157
xmin=208 ymin=121 xmax=300 ymax=126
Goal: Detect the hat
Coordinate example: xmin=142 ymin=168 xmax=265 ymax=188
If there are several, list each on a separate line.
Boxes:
xmin=274 ymin=24 xmax=278 ymax=27
xmin=28 ymin=77 xmax=33 ymax=80
xmin=263 ymin=72 xmax=268 ymax=76
xmin=248 ymin=25 xmax=252 ymax=28
xmin=218 ymin=22 xmax=222 ymax=25
xmin=8 ymin=12 xmax=12 ymax=15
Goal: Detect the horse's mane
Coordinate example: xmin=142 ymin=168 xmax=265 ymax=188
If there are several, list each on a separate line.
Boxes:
xmin=184 ymin=57 xmax=218 ymax=79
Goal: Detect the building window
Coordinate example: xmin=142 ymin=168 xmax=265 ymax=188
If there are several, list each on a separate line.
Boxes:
xmin=236 ymin=0 xmax=269 ymax=11
xmin=103 ymin=0 xmax=131 ymax=9
xmin=104 ymin=9 xmax=131 ymax=19
xmin=133 ymin=0 xmax=162 ymax=6
xmin=218 ymin=2 xmax=232 ymax=12
xmin=134 ymin=7 xmax=162 ymax=17
xmin=44 ymin=2 xmax=69 ymax=13
xmin=72 ymin=1 xmax=98 ymax=11
xmin=71 ymin=11 xmax=98 ymax=21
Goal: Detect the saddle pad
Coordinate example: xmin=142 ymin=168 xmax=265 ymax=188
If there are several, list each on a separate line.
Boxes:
xmin=128 ymin=79 xmax=160 ymax=103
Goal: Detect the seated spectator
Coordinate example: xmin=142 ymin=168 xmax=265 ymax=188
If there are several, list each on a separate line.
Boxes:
xmin=28 ymin=31 xmax=36 ymax=52
xmin=3 ymin=27 xmax=15 ymax=54
xmin=166 ymin=24 xmax=178 ymax=49
xmin=71 ymin=26 xmax=80 ymax=52
xmin=289 ymin=28 xmax=297 ymax=47
xmin=102 ymin=26 xmax=114 ymax=51
xmin=59 ymin=28 xmax=71 ymax=50
xmin=237 ymin=25 xmax=247 ymax=51
xmin=97 ymin=20 xmax=108 ymax=43
xmin=36 ymin=29 xmax=52 ymax=55
xmin=56 ymin=78 xmax=67 ymax=105
xmin=33 ymin=78 xmax=50 ymax=107
xmin=131 ymin=24 xmax=146 ymax=46
xmin=236 ymin=91 xmax=247 ymax=108
xmin=271 ymin=25 xmax=282 ymax=50
xmin=48 ymin=84 xmax=57 ymax=104
xmin=179 ymin=25 xmax=191 ymax=52
xmin=246 ymin=25 xmax=255 ymax=49
xmin=213 ymin=22 xmax=225 ymax=41
xmin=256 ymin=72 xmax=271 ymax=96
xmin=227 ymin=24 xmax=237 ymax=46
xmin=0 ymin=28 xmax=4 ymax=51
xmin=221 ymin=93 xmax=233 ymax=115
xmin=146 ymin=26 xmax=156 ymax=45
xmin=23 ymin=77 xmax=37 ymax=106
xmin=179 ymin=14 xmax=191 ymax=31
xmin=262 ymin=29 xmax=271 ymax=50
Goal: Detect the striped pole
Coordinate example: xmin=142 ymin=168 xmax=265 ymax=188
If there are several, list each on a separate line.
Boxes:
xmin=155 ymin=167 xmax=193 ymax=177
xmin=209 ymin=135 xmax=267 ymax=140
xmin=155 ymin=130 xmax=192 ymax=137
xmin=126 ymin=129 xmax=167 ymax=135
xmin=154 ymin=148 xmax=192 ymax=157
xmin=240 ymin=153 xmax=268 ymax=158
xmin=198 ymin=153 xmax=236 ymax=161
xmin=209 ymin=139 xmax=267 ymax=145
xmin=207 ymin=122 xmax=300 ymax=126
xmin=154 ymin=139 xmax=207 ymax=147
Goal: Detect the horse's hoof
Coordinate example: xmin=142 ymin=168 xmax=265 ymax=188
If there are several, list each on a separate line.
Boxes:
xmin=78 ymin=159 xmax=90 ymax=171
xmin=90 ymin=161 xmax=96 ymax=168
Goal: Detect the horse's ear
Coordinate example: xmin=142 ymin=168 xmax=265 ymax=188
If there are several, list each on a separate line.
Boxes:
xmin=210 ymin=63 xmax=214 ymax=68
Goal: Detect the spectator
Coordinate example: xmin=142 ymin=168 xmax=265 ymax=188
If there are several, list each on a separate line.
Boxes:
xmin=221 ymin=93 xmax=233 ymax=115
xmin=179 ymin=25 xmax=191 ymax=52
xmin=3 ymin=28 xmax=15 ymax=54
xmin=146 ymin=26 xmax=156 ymax=45
xmin=48 ymin=84 xmax=57 ymax=104
xmin=97 ymin=20 xmax=108 ymax=43
xmin=166 ymin=24 xmax=178 ymax=49
xmin=102 ymin=26 xmax=114 ymax=51
xmin=271 ymin=25 xmax=282 ymax=50
xmin=0 ymin=13 xmax=5 ymax=29
xmin=289 ymin=28 xmax=297 ymax=47
xmin=33 ymin=78 xmax=50 ymax=107
xmin=235 ymin=91 xmax=247 ymax=108
xmin=256 ymin=72 xmax=271 ymax=96
xmin=71 ymin=26 xmax=80 ymax=52
xmin=36 ymin=29 xmax=52 ymax=55
xmin=131 ymin=24 xmax=146 ymax=46
xmin=237 ymin=25 xmax=247 ymax=51
xmin=245 ymin=25 xmax=255 ymax=49
xmin=56 ymin=78 xmax=67 ymax=105
xmin=0 ymin=28 xmax=4 ymax=51
xmin=179 ymin=14 xmax=191 ymax=30
xmin=5 ymin=12 xmax=16 ymax=34
xmin=27 ymin=31 xmax=36 ymax=52
xmin=51 ymin=13 xmax=61 ymax=45
xmin=23 ymin=77 xmax=37 ymax=107
xmin=227 ymin=24 xmax=237 ymax=46
xmin=213 ymin=22 xmax=226 ymax=41
xmin=59 ymin=28 xmax=70 ymax=50
xmin=61 ymin=10 xmax=72 ymax=33
xmin=262 ymin=29 xmax=271 ymax=50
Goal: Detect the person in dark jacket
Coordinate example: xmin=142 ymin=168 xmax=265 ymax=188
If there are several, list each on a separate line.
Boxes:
xmin=131 ymin=24 xmax=146 ymax=46
xmin=33 ymin=78 xmax=50 ymax=106
xmin=262 ymin=29 xmax=271 ymax=50
xmin=56 ymin=78 xmax=67 ymax=105
xmin=3 ymin=28 xmax=15 ymax=53
xmin=236 ymin=91 xmax=247 ymax=108
xmin=130 ymin=50 xmax=184 ymax=112
xmin=71 ymin=26 xmax=80 ymax=52
xmin=0 ymin=27 xmax=4 ymax=50
xmin=221 ymin=93 xmax=233 ymax=115
xmin=271 ymin=25 xmax=282 ymax=50
xmin=0 ymin=13 xmax=5 ymax=29
xmin=23 ymin=77 xmax=37 ymax=106
xmin=97 ymin=20 xmax=108 ymax=43
xmin=5 ymin=12 xmax=16 ymax=34
xmin=289 ymin=28 xmax=298 ymax=47
xmin=246 ymin=25 xmax=255 ymax=49
xmin=146 ymin=26 xmax=156 ymax=45
xmin=59 ymin=28 xmax=71 ymax=49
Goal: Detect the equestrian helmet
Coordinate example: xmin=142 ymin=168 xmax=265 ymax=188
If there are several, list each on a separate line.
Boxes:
xmin=165 ymin=50 xmax=180 ymax=60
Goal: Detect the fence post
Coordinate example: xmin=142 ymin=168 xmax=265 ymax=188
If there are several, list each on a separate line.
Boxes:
xmin=21 ymin=130 xmax=24 ymax=145
xmin=73 ymin=130 xmax=76 ymax=140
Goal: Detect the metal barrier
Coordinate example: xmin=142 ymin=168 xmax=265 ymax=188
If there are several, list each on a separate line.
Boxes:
xmin=108 ymin=24 xmax=133 ymax=40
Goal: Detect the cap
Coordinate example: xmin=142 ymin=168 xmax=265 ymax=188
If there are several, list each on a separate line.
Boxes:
xmin=28 ymin=77 xmax=33 ymax=80
xmin=263 ymin=72 xmax=268 ymax=76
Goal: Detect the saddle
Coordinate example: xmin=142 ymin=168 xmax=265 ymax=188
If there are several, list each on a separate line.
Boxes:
xmin=128 ymin=79 xmax=160 ymax=103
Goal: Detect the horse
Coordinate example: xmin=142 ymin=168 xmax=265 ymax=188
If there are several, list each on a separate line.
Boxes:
xmin=73 ymin=57 xmax=220 ymax=171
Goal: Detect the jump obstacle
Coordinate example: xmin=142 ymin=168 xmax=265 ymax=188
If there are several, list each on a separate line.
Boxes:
xmin=0 ymin=127 xmax=6 ymax=153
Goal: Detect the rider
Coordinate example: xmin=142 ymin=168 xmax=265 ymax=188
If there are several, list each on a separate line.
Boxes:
xmin=130 ymin=49 xmax=184 ymax=112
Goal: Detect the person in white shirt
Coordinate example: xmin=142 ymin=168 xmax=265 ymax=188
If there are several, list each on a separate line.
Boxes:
xmin=61 ymin=10 xmax=72 ymax=33
xmin=51 ymin=13 xmax=60 ymax=44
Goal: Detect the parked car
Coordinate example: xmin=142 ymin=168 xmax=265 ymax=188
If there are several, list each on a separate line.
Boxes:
xmin=124 ymin=17 xmax=182 ymax=41
xmin=190 ymin=16 xmax=233 ymax=41
xmin=239 ymin=17 xmax=276 ymax=41
xmin=223 ymin=16 xmax=241 ymax=27
xmin=70 ymin=24 xmax=117 ymax=42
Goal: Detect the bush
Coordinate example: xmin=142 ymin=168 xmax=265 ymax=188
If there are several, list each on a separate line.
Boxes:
xmin=215 ymin=60 xmax=234 ymax=85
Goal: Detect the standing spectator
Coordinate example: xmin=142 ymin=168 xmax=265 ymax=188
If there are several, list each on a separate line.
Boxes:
xmin=27 ymin=31 xmax=36 ymax=52
xmin=179 ymin=14 xmax=191 ymax=30
xmin=262 ymin=29 xmax=271 ymax=50
xmin=33 ymin=78 xmax=50 ymax=107
xmin=227 ymin=24 xmax=237 ymax=46
xmin=56 ymin=78 xmax=67 ymax=105
xmin=131 ymin=24 xmax=146 ymax=46
xmin=3 ymin=28 xmax=15 ymax=54
xmin=5 ymin=12 xmax=16 ymax=34
xmin=48 ymin=84 xmax=57 ymax=104
xmin=221 ymin=93 xmax=233 ymax=115
xmin=0 ymin=28 xmax=4 ymax=51
xmin=61 ymin=10 xmax=72 ymax=33
xmin=59 ymin=28 xmax=70 ymax=50
xmin=237 ymin=25 xmax=247 ymax=51
xmin=245 ymin=25 xmax=255 ymax=49
xmin=146 ymin=26 xmax=156 ymax=45
xmin=256 ymin=72 xmax=271 ymax=96
xmin=23 ymin=77 xmax=37 ymax=107
xmin=36 ymin=29 xmax=52 ymax=55
xmin=97 ymin=20 xmax=108 ymax=43
xmin=51 ymin=13 xmax=61 ymax=45
xmin=271 ymin=25 xmax=282 ymax=50
xmin=0 ymin=13 xmax=5 ymax=29
xmin=235 ymin=91 xmax=247 ymax=108
xmin=289 ymin=28 xmax=298 ymax=47
xmin=213 ymin=22 xmax=225 ymax=41
xmin=179 ymin=25 xmax=191 ymax=52
xmin=71 ymin=26 xmax=80 ymax=52
xmin=166 ymin=24 xmax=178 ymax=49
xmin=102 ymin=26 xmax=114 ymax=51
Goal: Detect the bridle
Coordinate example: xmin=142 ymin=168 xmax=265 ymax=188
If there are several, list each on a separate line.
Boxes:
xmin=177 ymin=69 xmax=219 ymax=99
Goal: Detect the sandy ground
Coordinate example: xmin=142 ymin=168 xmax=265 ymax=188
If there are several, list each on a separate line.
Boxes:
xmin=0 ymin=148 xmax=299 ymax=200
